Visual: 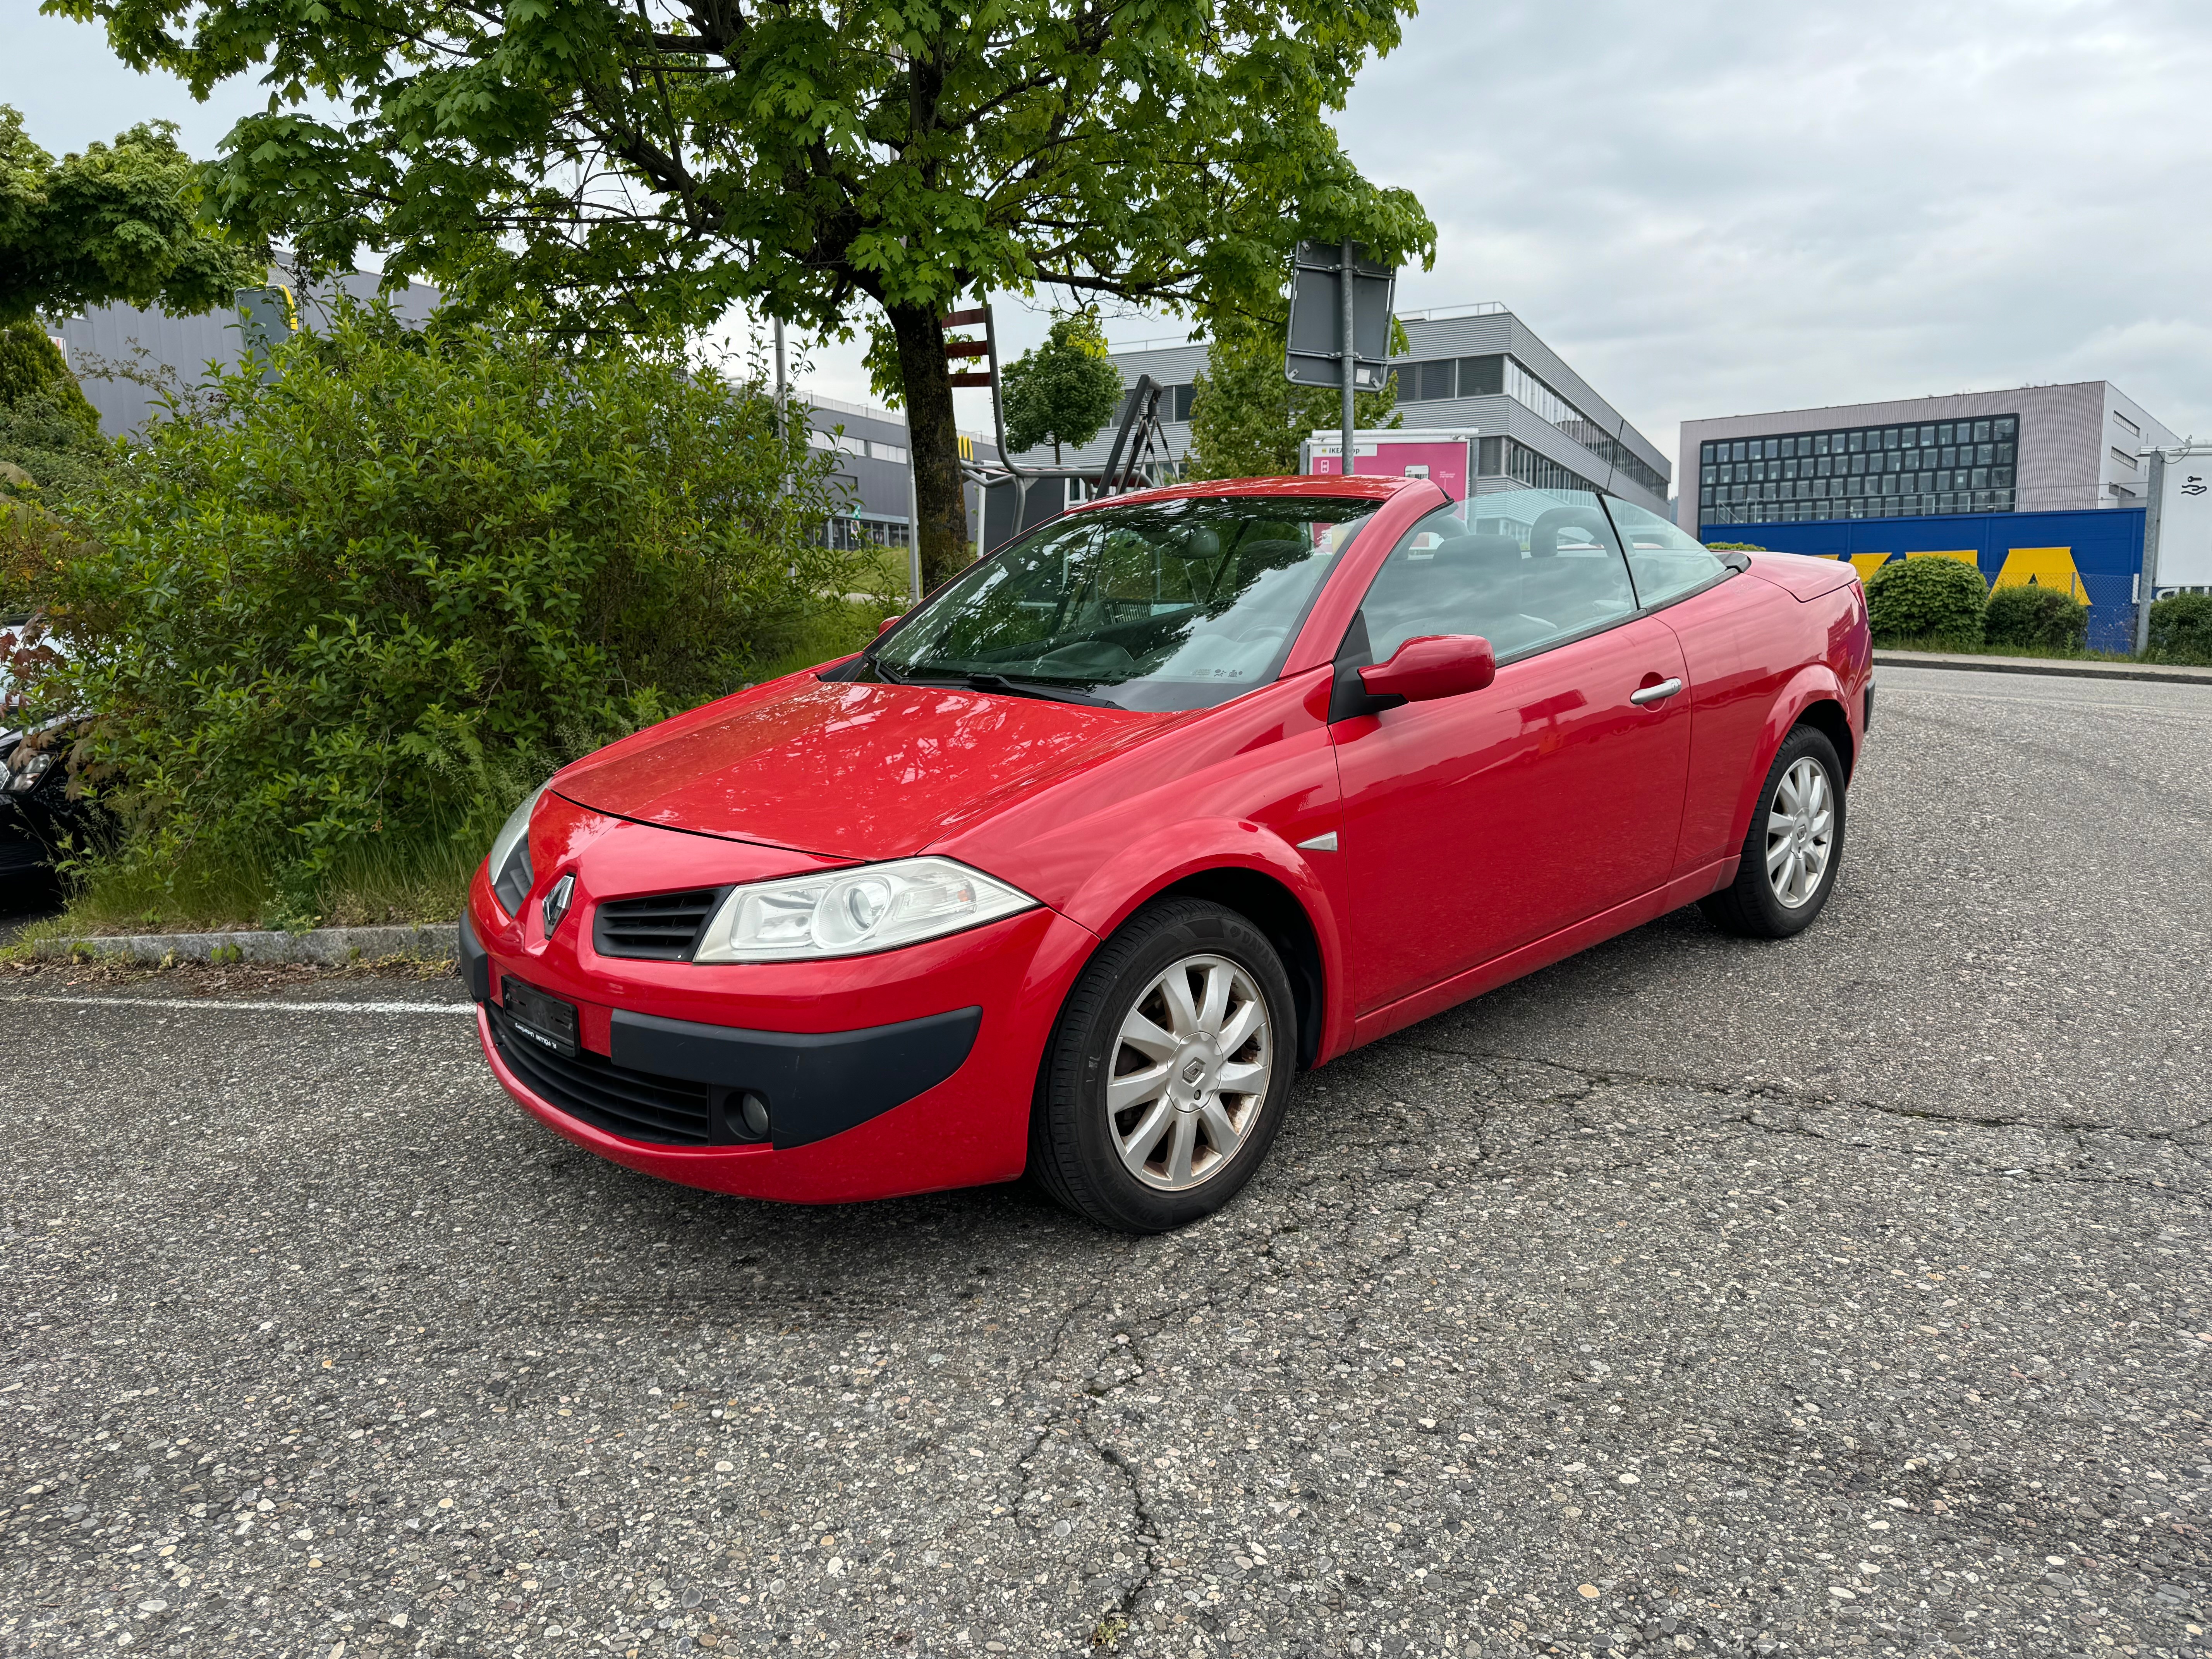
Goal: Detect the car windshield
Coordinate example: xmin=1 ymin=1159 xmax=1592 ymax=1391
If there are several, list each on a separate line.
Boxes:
xmin=867 ymin=496 xmax=1377 ymax=711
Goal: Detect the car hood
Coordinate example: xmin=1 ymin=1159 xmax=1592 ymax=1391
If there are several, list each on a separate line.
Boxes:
xmin=553 ymin=673 xmax=1187 ymax=862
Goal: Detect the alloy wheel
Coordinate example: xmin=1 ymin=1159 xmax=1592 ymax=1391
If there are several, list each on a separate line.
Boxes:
xmin=1105 ymin=953 xmax=1272 ymax=1191
xmin=1764 ymin=755 xmax=1834 ymax=909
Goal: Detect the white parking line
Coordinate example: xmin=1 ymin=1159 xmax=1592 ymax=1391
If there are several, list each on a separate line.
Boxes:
xmin=0 ymin=996 xmax=477 ymax=1016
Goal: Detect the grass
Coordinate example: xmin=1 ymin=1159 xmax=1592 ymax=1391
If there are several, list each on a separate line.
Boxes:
xmin=1874 ymin=635 xmax=2142 ymax=662
xmin=34 ymin=833 xmax=483 ymax=939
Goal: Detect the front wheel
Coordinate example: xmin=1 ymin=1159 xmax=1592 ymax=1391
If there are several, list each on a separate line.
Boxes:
xmin=1699 ymin=724 xmax=1846 ymax=939
xmin=1029 ymin=899 xmax=1297 ymax=1233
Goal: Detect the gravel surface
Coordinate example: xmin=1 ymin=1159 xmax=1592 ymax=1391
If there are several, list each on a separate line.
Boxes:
xmin=2 ymin=666 xmax=2206 ymax=1659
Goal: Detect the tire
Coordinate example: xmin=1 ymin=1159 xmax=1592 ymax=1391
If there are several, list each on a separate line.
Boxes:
xmin=1698 ymin=724 xmax=1846 ymax=939
xmin=1029 ymin=899 xmax=1298 ymax=1233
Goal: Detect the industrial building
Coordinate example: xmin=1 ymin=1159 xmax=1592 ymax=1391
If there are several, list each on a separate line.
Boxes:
xmin=1013 ymin=304 xmax=1673 ymax=520
xmin=1680 ymin=382 xmax=2176 ymax=534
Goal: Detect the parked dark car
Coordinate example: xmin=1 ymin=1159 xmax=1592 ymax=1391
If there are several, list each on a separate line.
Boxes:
xmin=1 ymin=619 xmax=104 ymax=890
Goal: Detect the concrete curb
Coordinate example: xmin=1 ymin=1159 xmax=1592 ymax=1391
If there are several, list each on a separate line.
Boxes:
xmin=1873 ymin=649 xmax=2212 ymax=687
xmin=29 ymin=923 xmax=456 ymax=966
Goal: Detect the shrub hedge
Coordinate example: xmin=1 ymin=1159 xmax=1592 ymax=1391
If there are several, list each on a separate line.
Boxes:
xmin=1863 ymin=555 xmax=1987 ymax=646
xmin=4 ymin=304 xmax=849 ymax=917
xmin=1982 ymin=582 xmax=2089 ymax=651
xmin=2147 ymin=592 xmax=2212 ymax=666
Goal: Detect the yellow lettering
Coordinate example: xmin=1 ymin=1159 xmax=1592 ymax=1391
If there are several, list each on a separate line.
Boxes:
xmin=1848 ymin=553 xmax=1893 ymax=582
xmin=1993 ymin=546 xmax=2087 ymax=603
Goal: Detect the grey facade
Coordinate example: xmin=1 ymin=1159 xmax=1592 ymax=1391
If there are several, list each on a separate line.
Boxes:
xmin=55 ymin=271 xmax=442 ymax=438
xmin=1008 ymin=304 xmax=1674 ymax=518
xmin=800 ymin=392 xmax=998 ymax=560
xmin=1680 ymin=381 xmax=2177 ymax=532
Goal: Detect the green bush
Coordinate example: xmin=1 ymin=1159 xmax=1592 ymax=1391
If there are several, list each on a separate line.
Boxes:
xmin=1703 ymin=541 xmax=1766 ymax=551
xmin=12 ymin=303 xmax=849 ymax=920
xmin=1863 ymin=555 xmax=1987 ymax=646
xmin=0 ymin=320 xmax=110 ymax=504
xmin=1982 ymin=582 xmax=2089 ymax=651
xmin=2146 ymin=592 xmax=2212 ymax=666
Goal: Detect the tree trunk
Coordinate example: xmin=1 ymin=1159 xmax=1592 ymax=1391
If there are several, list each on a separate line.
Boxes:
xmin=888 ymin=300 xmax=970 ymax=588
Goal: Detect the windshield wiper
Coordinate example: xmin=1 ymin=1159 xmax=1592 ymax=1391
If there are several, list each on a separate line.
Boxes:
xmin=909 ymin=670 xmax=1115 ymax=707
xmin=864 ymin=654 xmax=907 ymax=685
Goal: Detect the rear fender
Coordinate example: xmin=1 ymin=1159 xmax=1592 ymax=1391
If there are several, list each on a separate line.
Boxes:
xmin=1054 ymin=818 xmax=1353 ymax=1068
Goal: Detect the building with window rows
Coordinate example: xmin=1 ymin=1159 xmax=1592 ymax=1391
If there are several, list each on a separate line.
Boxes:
xmin=1678 ymin=382 xmax=2173 ymax=533
xmin=1021 ymin=305 xmax=1671 ymax=522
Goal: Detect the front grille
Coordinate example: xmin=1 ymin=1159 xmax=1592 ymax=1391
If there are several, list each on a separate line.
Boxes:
xmin=486 ymin=1001 xmax=711 ymax=1145
xmin=592 ymin=887 xmax=728 ymax=961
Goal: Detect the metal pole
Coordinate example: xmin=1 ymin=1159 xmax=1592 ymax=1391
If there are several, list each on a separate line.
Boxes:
xmin=773 ymin=317 xmax=787 ymax=441
xmin=2136 ymin=450 xmax=2164 ymax=656
xmin=905 ymin=433 xmax=922 ymax=606
xmin=1340 ymin=240 xmax=1357 ymax=480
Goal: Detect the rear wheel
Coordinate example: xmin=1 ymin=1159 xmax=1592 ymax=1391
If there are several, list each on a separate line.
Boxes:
xmin=1699 ymin=724 xmax=1846 ymax=939
xmin=1030 ymin=899 xmax=1297 ymax=1233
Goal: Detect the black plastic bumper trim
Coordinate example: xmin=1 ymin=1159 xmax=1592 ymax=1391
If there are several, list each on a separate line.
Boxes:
xmin=608 ymin=1005 xmax=983 ymax=1151
xmin=459 ymin=910 xmax=491 ymax=1003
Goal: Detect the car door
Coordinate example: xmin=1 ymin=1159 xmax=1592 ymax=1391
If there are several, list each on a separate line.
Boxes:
xmin=1602 ymin=496 xmax=1801 ymax=880
xmin=1330 ymin=490 xmax=1693 ymax=1016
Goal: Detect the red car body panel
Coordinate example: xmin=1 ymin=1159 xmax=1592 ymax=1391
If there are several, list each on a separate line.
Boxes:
xmin=465 ymin=480 xmax=1872 ymax=1206
xmin=1329 ymin=614 xmax=1692 ymax=1014
xmin=555 ymin=674 xmax=1187 ymax=860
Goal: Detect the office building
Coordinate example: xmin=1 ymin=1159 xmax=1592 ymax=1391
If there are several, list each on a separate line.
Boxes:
xmin=55 ymin=271 xmax=441 ymax=437
xmin=1015 ymin=304 xmax=1672 ymax=518
xmin=800 ymin=392 xmax=997 ymax=558
xmin=1681 ymin=382 xmax=2175 ymax=534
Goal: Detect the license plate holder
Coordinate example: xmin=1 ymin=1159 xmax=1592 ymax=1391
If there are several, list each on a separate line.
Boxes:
xmin=501 ymin=975 xmax=579 ymax=1059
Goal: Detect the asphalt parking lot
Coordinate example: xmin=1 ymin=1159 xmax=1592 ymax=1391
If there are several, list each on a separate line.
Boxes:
xmin=3 ymin=665 xmax=2207 ymax=1659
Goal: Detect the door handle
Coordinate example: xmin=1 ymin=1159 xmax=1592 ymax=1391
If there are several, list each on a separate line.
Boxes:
xmin=1629 ymin=677 xmax=1683 ymax=706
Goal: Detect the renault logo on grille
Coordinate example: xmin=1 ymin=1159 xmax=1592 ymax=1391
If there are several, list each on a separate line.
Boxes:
xmin=542 ymin=872 xmax=576 ymax=935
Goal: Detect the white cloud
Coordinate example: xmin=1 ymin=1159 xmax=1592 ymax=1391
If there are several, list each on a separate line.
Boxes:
xmin=11 ymin=0 xmax=2211 ymax=465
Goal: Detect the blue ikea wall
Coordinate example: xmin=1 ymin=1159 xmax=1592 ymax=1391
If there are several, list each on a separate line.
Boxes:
xmin=1699 ymin=507 xmax=2146 ymax=651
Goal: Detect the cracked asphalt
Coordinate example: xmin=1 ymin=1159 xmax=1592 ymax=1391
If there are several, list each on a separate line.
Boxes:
xmin=2 ymin=665 xmax=2207 ymax=1659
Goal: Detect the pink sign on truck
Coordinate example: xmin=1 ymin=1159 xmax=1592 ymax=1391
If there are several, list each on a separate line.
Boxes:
xmin=1303 ymin=428 xmax=1479 ymax=498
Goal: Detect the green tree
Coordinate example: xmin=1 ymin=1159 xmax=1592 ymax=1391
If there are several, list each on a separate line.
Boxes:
xmin=0 ymin=321 xmax=111 ymax=504
xmin=1185 ymin=318 xmax=1408 ymax=479
xmin=0 ymin=105 xmax=263 ymax=325
xmin=56 ymin=0 xmax=1434 ymax=585
xmin=1003 ymin=311 xmax=1124 ymax=464
xmin=9 ymin=303 xmax=847 ymax=908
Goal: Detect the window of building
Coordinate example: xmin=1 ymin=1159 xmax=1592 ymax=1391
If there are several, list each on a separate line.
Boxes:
xmin=2111 ymin=446 xmax=2139 ymax=472
xmin=870 ymin=441 xmax=908 ymax=464
xmin=2114 ymin=409 xmax=2140 ymax=438
xmin=1459 ymin=356 xmax=1504 ymax=397
xmin=1698 ymin=413 xmax=2020 ymax=522
xmin=1500 ymin=440 xmax=1602 ymax=494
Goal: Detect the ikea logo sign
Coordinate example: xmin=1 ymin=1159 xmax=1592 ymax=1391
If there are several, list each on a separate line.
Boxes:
xmin=1696 ymin=507 xmax=2145 ymax=651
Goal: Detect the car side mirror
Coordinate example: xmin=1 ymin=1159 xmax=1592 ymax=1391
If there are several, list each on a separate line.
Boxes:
xmin=1356 ymin=634 xmax=1497 ymax=704
xmin=877 ymin=614 xmax=903 ymax=634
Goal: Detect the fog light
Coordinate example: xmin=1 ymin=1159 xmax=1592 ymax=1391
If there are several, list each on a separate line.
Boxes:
xmin=738 ymin=1092 xmax=771 ymax=1141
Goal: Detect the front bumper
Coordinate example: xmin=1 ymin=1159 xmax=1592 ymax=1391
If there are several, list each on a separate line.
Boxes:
xmin=462 ymin=842 xmax=1100 ymax=1204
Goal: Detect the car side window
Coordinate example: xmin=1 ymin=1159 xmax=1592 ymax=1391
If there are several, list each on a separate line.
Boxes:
xmin=1352 ymin=488 xmax=1638 ymax=664
xmin=1605 ymin=498 xmax=1733 ymax=609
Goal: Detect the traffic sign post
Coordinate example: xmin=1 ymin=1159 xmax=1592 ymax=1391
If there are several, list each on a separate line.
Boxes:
xmin=1285 ymin=241 xmax=1395 ymax=479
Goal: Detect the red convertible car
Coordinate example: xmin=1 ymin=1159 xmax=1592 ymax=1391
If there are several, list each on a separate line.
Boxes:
xmin=462 ymin=476 xmax=1869 ymax=1232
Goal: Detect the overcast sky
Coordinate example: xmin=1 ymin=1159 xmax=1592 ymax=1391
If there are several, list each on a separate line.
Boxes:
xmin=9 ymin=0 xmax=2212 ymax=481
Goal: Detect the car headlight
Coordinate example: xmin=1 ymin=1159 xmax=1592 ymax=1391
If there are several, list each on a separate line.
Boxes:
xmin=486 ymin=784 xmax=548 ymax=916
xmin=691 ymin=857 xmax=1037 ymax=963
xmin=3 ymin=748 xmax=51 ymax=793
